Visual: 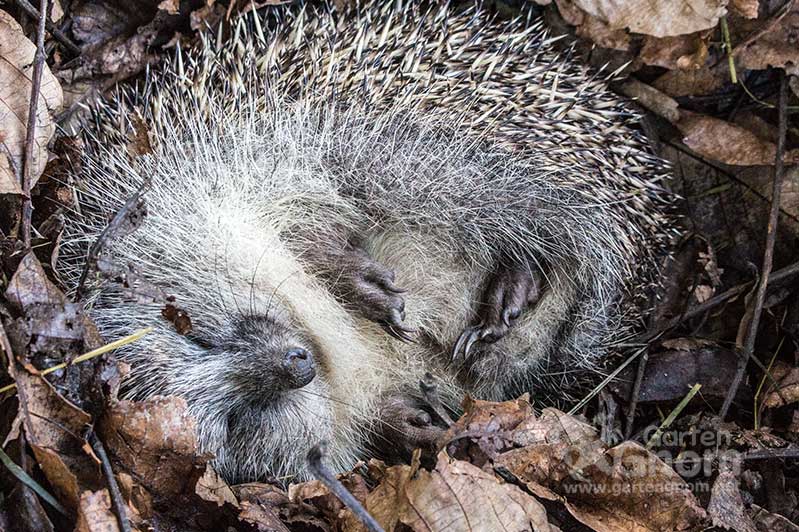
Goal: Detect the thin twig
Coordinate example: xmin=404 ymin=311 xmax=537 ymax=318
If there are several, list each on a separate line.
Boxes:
xmin=89 ymin=432 xmax=132 ymax=532
xmin=11 ymin=0 xmax=82 ymax=55
xmin=624 ymin=348 xmax=648 ymax=439
xmin=719 ymin=72 xmax=789 ymax=421
xmin=21 ymin=0 xmax=50 ymax=249
xmin=744 ymin=447 xmax=799 ymax=461
xmin=731 ymin=0 xmax=795 ymax=58
xmin=568 ymin=345 xmax=648 ymax=416
xmin=307 ymin=443 xmax=384 ymax=532
xmin=637 ymin=260 xmax=799 ymax=344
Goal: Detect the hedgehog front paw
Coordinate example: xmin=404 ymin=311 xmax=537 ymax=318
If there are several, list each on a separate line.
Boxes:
xmin=334 ymin=247 xmax=416 ymax=342
xmin=452 ymin=266 xmax=543 ymax=359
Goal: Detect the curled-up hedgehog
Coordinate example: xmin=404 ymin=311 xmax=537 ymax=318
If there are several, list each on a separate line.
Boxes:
xmin=63 ymin=0 xmax=672 ymax=482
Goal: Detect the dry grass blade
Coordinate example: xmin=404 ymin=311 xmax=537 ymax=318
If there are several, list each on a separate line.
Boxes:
xmin=0 ymin=446 xmax=69 ymax=516
xmin=645 ymin=383 xmax=702 ymax=449
xmin=0 ymin=327 xmax=154 ymax=395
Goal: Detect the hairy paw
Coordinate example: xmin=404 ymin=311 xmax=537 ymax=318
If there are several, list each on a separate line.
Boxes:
xmin=333 ymin=247 xmax=416 ymax=342
xmin=453 ymin=266 xmax=543 ymax=359
xmin=377 ymin=395 xmax=445 ymax=457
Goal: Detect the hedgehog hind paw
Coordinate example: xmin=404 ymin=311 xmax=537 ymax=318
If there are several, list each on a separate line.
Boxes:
xmin=452 ymin=265 xmax=543 ymax=360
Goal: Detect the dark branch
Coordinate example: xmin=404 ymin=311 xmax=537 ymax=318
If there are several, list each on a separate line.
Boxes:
xmin=720 ymin=72 xmax=789 ymax=420
xmin=11 ymin=0 xmax=82 ymax=55
xmin=307 ymin=442 xmax=384 ymax=532
xmin=89 ymin=431 xmax=132 ymax=532
xmin=20 ymin=0 xmax=50 ymax=248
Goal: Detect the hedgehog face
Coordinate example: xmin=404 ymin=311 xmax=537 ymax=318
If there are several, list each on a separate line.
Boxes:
xmin=216 ymin=313 xmax=319 ymax=401
xmin=183 ymin=310 xmax=341 ymax=482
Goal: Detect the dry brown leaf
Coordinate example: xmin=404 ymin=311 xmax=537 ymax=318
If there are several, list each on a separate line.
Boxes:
xmin=361 ymin=452 xmax=557 ymax=532
xmin=498 ymin=439 xmax=706 ymax=531
xmin=708 ymin=454 xmax=758 ymax=532
xmin=730 ymin=0 xmax=759 ymax=18
xmin=442 ymin=399 xmax=706 ymax=531
xmin=157 ymin=0 xmax=180 ymax=15
xmin=5 ymin=251 xmax=65 ymax=308
xmin=237 ymin=483 xmax=309 ymax=531
xmin=763 ymin=364 xmax=799 ymax=408
xmin=441 ymin=395 xmax=537 ymax=465
xmin=571 ymin=0 xmax=728 ymax=37
xmin=555 ymin=0 xmax=631 ymax=50
xmin=639 ymin=33 xmax=709 ymax=70
xmin=195 ymin=466 xmax=238 ymax=508
xmin=651 ymin=66 xmax=729 ymax=97
xmin=4 ymin=252 xmax=98 ymax=389
xmin=737 ymin=6 xmax=799 ymax=73
xmin=677 ymin=111 xmax=799 ymax=166
xmin=126 ymin=115 xmax=154 ymax=158
xmin=11 ymin=369 xmax=102 ymax=511
xmin=74 ymin=490 xmax=121 ymax=532
xmin=238 ymin=501 xmax=289 ymax=532
xmin=750 ymin=503 xmax=799 ymax=531
xmin=50 ymin=0 xmax=65 ymax=22
xmin=0 ymin=10 xmax=63 ymax=194
xmin=98 ymin=395 xmax=209 ymax=502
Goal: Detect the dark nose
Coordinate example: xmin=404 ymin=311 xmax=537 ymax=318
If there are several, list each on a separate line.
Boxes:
xmin=282 ymin=348 xmax=316 ymax=388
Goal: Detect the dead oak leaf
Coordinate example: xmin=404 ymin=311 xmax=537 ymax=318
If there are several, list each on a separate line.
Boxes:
xmin=763 ymin=363 xmax=799 ymax=408
xmin=361 ymin=452 xmax=557 ymax=532
xmin=0 ymin=10 xmax=63 ymax=194
xmin=571 ymin=0 xmax=729 ymax=37
xmin=97 ymin=395 xmax=209 ymax=502
xmin=677 ymin=111 xmax=799 ymax=166
xmin=74 ymin=490 xmax=121 ymax=532
xmin=498 ymin=440 xmax=707 ymax=532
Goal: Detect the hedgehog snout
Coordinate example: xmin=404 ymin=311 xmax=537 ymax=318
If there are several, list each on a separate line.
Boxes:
xmin=282 ymin=347 xmax=316 ymax=388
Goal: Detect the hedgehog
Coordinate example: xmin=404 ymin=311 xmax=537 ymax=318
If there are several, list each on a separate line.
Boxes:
xmin=61 ymin=0 xmax=672 ymax=483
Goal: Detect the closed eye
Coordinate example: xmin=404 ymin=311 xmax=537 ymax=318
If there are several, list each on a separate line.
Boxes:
xmin=185 ymin=332 xmax=216 ymax=350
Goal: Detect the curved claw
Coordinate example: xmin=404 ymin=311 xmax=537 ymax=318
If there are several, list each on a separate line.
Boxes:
xmin=452 ymin=324 xmax=482 ymax=360
xmin=383 ymin=323 xmax=417 ymax=343
xmin=502 ymin=307 xmax=521 ymax=328
xmin=382 ymin=279 xmax=408 ymax=294
xmin=383 ymin=308 xmax=417 ymax=343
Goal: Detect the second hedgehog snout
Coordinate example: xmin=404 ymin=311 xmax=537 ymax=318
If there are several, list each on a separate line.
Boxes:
xmin=282 ymin=347 xmax=316 ymax=388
